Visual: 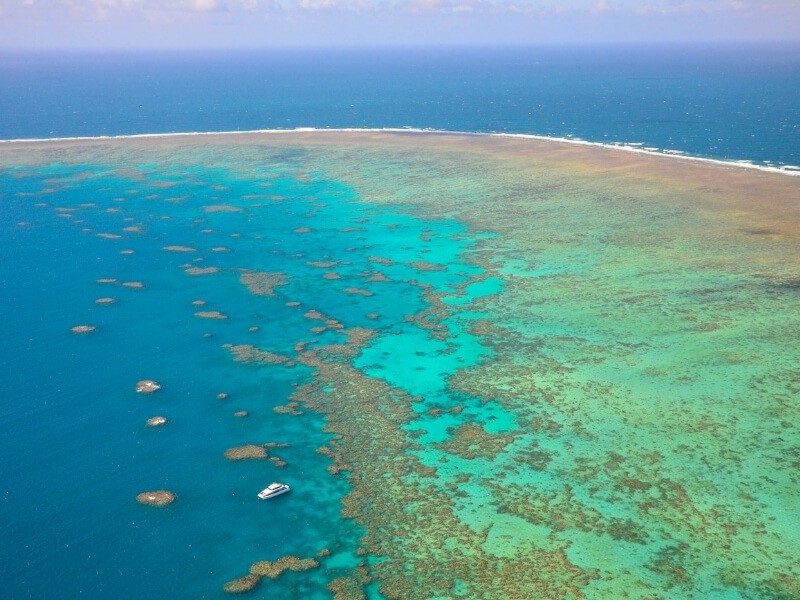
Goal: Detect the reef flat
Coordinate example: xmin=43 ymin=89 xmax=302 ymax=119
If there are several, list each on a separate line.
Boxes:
xmin=1 ymin=132 xmax=798 ymax=599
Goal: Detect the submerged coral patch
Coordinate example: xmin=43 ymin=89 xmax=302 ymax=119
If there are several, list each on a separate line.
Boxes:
xmin=71 ymin=325 xmax=96 ymax=334
xmin=195 ymin=311 xmax=227 ymax=319
xmin=407 ymin=260 xmax=446 ymax=272
xmin=204 ymin=205 xmax=242 ymax=213
xmin=435 ymin=423 xmax=517 ymax=460
xmin=343 ymin=287 xmax=373 ymax=297
xmin=223 ymin=344 xmax=292 ymax=366
xmin=136 ymin=490 xmax=175 ymax=506
xmin=249 ymin=556 xmax=319 ymax=579
xmin=185 ymin=266 xmax=221 ymax=275
xmin=222 ymin=573 xmax=260 ymax=594
xmin=224 ymin=445 xmax=267 ymax=460
xmin=238 ymin=270 xmax=289 ymax=296
xmin=135 ymin=380 xmax=161 ymax=394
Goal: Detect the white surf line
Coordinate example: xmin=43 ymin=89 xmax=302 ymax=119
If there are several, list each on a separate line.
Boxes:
xmin=1 ymin=127 xmax=798 ymax=177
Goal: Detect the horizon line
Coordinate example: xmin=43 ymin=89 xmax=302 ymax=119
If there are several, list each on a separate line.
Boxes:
xmin=2 ymin=39 xmax=800 ymax=53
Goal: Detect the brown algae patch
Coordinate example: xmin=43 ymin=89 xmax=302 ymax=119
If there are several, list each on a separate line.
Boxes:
xmin=238 ymin=269 xmax=289 ymax=296
xmin=136 ymin=490 xmax=175 ymax=506
xmin=71 ymin=325 xmax=96 ymax=334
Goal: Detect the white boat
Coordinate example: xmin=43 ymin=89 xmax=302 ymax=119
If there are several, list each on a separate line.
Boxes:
xmin=258 ymin=482 xmax=290 ymax=500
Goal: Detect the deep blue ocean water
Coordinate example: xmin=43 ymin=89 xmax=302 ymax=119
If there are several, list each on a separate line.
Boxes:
xmin=1 ymin=44 xmax=799 ymax=167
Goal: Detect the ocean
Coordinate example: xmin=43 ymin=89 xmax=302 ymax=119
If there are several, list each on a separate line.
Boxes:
xmin=1 ymin=44 xmax=799 ymax=168
xmin=1 ymin=46 xmax=799 ymax=600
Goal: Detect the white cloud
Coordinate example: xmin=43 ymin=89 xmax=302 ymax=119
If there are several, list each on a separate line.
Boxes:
xmin=186 ymin=0 xmax=221 ymax=11
xmin=3 ymin=0 xmax=800 ymax=28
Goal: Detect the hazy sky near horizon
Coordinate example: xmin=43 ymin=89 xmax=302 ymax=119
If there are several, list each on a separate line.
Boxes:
xmin=1 ymin=0 xmax=798 ymax=48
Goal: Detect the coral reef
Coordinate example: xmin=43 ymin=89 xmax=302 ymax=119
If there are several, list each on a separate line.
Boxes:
xmin=222 ymin=574 xmax=260 ymax=594
xmin=328 ymin=577 xmax=367 ymax=600
xmin=136 ymin=490 xmax=175 ymax=506
xmin=136 ymin=380 xmax=161 ymax=393
xmin=222 ymin=344 xmax=292 ymax=366
xmin=71 ymin=325 xmax=96 ymax=334
xmin=238 ymin=270 xmax=289 ymax=296
xmin=204 ymin=205 xmax=242 ymax=213
xmin=249 ymin=556 xmax=319 ymax=579
xmin=224 ymin=445 xmax=268 ymax=460
xmin=195 ymin=311 xmax=227 ymax=319
xmin=343 ymin=287 xmax=373 ymax=297
xmin=435 ymin=423 xmax=517 ymax=460
xmin=407 ymin=260 xmax=445 ymax=272
xmin=185 ymin=267 xmax=220 ymax=276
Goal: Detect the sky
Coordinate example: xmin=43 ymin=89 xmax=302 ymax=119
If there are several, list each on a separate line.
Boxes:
xmin=0 ymin=0 xmax=798 ymax=48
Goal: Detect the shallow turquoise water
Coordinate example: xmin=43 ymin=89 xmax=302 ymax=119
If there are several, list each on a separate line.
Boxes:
xmin=0 ymin=149 xmax=491 ymax=598
xmin=2 ymin=135 xmax=799 ymax=599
